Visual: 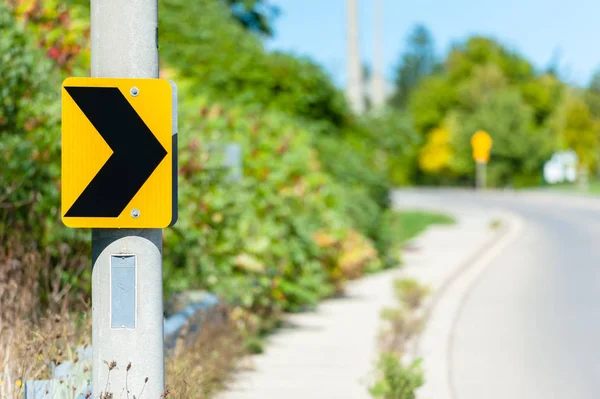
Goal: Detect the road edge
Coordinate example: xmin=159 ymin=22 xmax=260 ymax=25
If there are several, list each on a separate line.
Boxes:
xmin=413 ymin=211 xmax=524 ymax=399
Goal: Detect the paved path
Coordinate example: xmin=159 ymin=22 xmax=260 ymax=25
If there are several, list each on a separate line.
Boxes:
xmin=219 ymin=196 xmax=504 ymax=399
xmin=396 ymin=189 xmax=600 ymax=399
xmin=451 ymin=192 xmax=600 ymax=399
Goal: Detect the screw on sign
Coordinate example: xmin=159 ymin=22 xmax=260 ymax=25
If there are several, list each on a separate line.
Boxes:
xmin=471 ymin=130 xmax=493 ymax=163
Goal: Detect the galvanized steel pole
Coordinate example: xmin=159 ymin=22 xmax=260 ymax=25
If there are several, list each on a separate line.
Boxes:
xmin=371 ymin=0 xmax=387 ymax=109
xmin=476 ymin=161 xmax=486 ymax=190
xmin=346 ymin=0 xmax=365 ymax=114
xmin=90 ymin=0 xmax=165 ymax=397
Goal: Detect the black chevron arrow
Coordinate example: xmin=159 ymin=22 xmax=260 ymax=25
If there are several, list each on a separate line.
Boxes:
xmin=64 ymin=86 xmax=167 ymax=218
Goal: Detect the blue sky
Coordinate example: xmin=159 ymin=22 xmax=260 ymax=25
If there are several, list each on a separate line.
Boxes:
xmin=267 ymin=0 xmax=600 ymax=88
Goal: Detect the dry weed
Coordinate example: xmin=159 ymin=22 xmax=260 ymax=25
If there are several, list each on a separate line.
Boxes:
xmin=165 ymin=305 xmax=247 ymax=399
xmin=378 ymin=278 xmax=430 ymax=355
xmin=0 ymin=238 xmax=90 ymax=399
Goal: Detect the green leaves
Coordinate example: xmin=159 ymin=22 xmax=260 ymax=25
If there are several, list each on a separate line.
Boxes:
xmin=163 ymin=100 xmax=382 ymax=314
xmin=0 ymin=3 xmax=64 ymax=242
xmin=369 ymin=354 xmax=424 ymax=399
xmin=0 ymin=0 xmax=399 ymax=321
xmin=552 ymin=91 xmax=599 ymax=168
xmin=226 ymin=0 xmax=279 ymax=37
xmin=405 ymin=33 xmax=586 ymax=186
xmin=159 ymin=0 xmax=350 ymax=129
xmin=390 ymin=25 xmax=437 ymax=110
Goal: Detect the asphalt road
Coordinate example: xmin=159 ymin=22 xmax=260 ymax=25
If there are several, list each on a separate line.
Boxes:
xmin=400 ymin=190 xmax=600 ymax=399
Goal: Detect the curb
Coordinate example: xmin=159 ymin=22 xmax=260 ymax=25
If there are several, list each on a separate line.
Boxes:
xmin=414 ymin=211 xmax=524 ymax=399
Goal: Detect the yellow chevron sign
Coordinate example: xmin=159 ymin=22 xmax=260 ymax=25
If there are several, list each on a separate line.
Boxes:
xmin=62 ymin=78 xmax=177 ymax=228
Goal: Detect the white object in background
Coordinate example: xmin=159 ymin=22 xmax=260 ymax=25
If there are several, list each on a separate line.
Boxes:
xmin=543 ymin=160 xmax=564 ymax=184
xmin=543 ymin=150 xmax=579 ymax=184
xmin=565 ymin=166 xmax=578 ymax=183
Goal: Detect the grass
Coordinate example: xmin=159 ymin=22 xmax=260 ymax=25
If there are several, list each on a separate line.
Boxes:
xmin=375 ymin=210 xmax=455 ymax=269
xmin=165 ymin=305 xmax=247 ymax=398
xmin=489 ymin=219 xmax=502 ymax=230
xmin=539 ymin=180 xmax=600 ymax=195
xmin=0 ymin=238 xmax=91 ymax=399
xmin=0 ymin=237 xmax=248 ymax=399
xmin=394 ymin=211 xmax=455 ymax=244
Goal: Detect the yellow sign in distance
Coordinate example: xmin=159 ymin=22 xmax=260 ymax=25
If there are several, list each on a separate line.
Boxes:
xmin=62 ymin=77 xmax=177 ymax=228
xmin=471 ymin=130 xmax=493 ymax=163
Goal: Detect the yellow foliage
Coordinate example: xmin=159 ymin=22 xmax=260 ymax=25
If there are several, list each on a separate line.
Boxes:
xmin=419 ymin=126 xmax=453 ymax=173
xmin=313 ymin=229 xmax=379 ymax=287
xmin=234 ymin=253 xmax=265 ymax=273
xmin=337 ymin=230 xmax=379 ymax=279
xmin=312 ymin=231 xmax=337 ymax=248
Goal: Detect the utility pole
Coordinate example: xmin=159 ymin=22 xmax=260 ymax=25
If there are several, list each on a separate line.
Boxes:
xmin=346 ymin=0 xmax=364 ymax=114
xmin=371 ymin=0 xmax=387 ymax=109
xmin=90 ymin=0 xmax=165 ymax=396
xmin=476 ymin=162 xmax=486 ymax=190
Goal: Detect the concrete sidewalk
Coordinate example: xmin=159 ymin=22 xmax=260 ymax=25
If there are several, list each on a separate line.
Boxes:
xmin=218 ymin=197 xmax=509 ymax=399
xmin=393 ymin=192 xmax=523 ymax=399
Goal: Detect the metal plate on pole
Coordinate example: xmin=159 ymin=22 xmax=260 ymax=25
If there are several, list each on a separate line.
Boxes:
xmin=110 ymin=255 xmax=136 ymax=329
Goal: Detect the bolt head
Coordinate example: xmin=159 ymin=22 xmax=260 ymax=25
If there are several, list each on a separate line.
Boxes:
xmin=130 ymin=87 xmax=139 ymax=97
xmin=131 ymin=208 xmax=140 ymax=218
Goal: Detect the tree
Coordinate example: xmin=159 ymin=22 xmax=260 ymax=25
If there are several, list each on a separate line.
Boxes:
xmin=456 ymin=64 xmax=508 ymax=111
xmin=545 ymin=48 xmax=562 ymax=77
xmin=30 ymin=0 xmax=279 ymax=37
xmin=409 ymin=76 xmax=457 ymax=134
xmin=453 ymin=89 xmax=552 ymax=186
xmin=419 ymin=125 xmax=453 ymax=174
xmin=445 ymin=37 xmax=534 ymax=84
xmin=405 ymin=35 xmax=572 ymax=186
xmin=552 ymin=91 xmax=599 ymax=170
xmin=519 ymin=74 xmax=564 ymax=125
xmin=361 ymin=109 xmax=421 ymax=185
xmin=584 ymin=68 xmax=600 ymax=119
xmin=159 ymin=0 xmax=350 ymax=128
xmin=225 ymin=0 xmax=279 ymax=37
xmin=363 ymin=63 xmax=372 ymax=111
xmin=390 ymin=25 xmax=436 ymax=109
xmin=589 ymin=69 xmax=600 ymax=94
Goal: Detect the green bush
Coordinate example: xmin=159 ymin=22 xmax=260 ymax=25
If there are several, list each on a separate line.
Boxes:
xmin=314 ymin=135 xmax=389 ymax=235
xmin=159 ymin=0 xmax=403 ymax=279
xmin=393 ymin=278 xmax=430 ymax=311
xmin=0 ymin=3 xmax=91 ymax=307
xmin=371 ymin=277 xmax=429 ymax=399
xmin=369 ymin=353 xmax=424 ymax=399
xmin=1 ymin=0 xmax=405 ymax=324
xmin=159 ymin=0 xmax=350 ymax=129
xmin=359 ymin=110 xmax=422 ymax=186
xmin=374 ymin=210 xmax=454 ymax=268
xmin=163 ymin=99 xmax=381 ymax=314
xmin=0 ymin=3 xmax=88 ymax=250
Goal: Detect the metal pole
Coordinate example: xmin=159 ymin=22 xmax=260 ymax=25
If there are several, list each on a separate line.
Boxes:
xmin=476 ymin=161 xmax=486 ymax=190
xmin=346 ymin=0 xmax=364 ymax=114
xmin=90 ymin=0 xmax=164 ymax=397
xmin=371 ymin=0 xmax=387 ymax=109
